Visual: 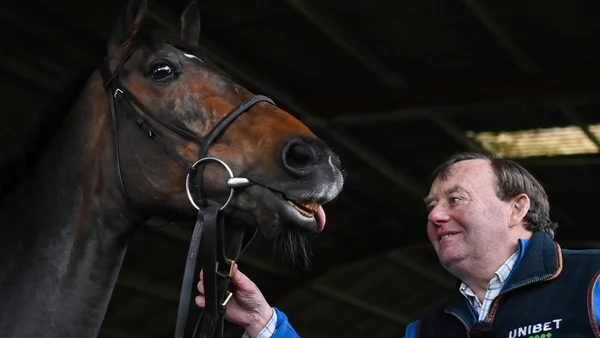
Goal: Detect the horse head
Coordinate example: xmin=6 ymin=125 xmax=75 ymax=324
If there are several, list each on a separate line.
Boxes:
xmin=102 ymin=0 xmax=344 ymax=239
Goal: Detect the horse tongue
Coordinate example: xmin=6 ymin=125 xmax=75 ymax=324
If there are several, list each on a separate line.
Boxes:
xmin=315 ymin=205 xmax=326 ymax=232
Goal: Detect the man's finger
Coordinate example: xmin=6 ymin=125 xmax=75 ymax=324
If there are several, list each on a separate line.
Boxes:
xmin=197 ymin=280 xmax=204 ymax=294
xmin=195 ymin=295 xmax=205 ymax=308
xmin=231 ymin=264 xmax=255 ymax=291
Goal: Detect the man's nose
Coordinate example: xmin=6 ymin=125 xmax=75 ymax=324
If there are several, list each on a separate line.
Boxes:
xmin=427 ymin=205 xmax=450 ymax=226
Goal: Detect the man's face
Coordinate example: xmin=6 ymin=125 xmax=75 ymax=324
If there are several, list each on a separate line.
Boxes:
xmin=425 ymin=159 xmax=513 ymax=271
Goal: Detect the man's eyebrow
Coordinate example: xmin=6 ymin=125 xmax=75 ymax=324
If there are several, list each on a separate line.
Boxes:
xmin=422 ymin=185 xmax=465 ymax=206
xmin=423 ymin=195 xmax=434 ymax=206
xmin=445 ymin=184 xmax=465 ymax=195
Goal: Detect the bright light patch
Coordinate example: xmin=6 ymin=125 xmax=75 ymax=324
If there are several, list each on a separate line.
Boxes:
xmin=467 ymin=125 xmax=600 ymax=158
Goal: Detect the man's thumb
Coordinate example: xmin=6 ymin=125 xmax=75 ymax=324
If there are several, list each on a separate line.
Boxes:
xmin=231 ymin=264 xmax=253 ymax=289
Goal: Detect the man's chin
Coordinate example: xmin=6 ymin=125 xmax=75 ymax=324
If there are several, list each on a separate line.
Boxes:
xmin=439 ymin=254 xmax=469 ymax=273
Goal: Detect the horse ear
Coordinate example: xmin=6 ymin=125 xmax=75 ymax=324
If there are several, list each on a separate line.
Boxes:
xmin=107 ymin=0 xmax=148 ymax=55
xmin=179 ymin=1 xmax=201 ymax=47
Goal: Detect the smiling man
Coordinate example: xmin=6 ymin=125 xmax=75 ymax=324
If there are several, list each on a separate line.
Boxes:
xmin=196 ymin=151 xmax=600 ymax=337
xmin=424 ymin=155 xmax=536 ymax=306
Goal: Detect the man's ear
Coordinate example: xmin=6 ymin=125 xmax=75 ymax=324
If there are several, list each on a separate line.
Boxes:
xmin=107 ymin=0 xmax=148 ymax=57
xmin=509 ymin=193 xmax=530 ymax=228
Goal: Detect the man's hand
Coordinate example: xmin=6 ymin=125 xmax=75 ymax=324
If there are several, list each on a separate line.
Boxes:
xmin=196 ymin=264 xmax=274 ymax=337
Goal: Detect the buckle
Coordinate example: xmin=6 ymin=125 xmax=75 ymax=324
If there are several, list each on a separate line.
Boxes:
xmin=221 ymin=291 xmax=233 ymax=306
xmin=215 ymin=258 xmax=235 ymax=278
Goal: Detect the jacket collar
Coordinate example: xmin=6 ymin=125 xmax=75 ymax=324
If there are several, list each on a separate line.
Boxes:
xmin=444 ymin=231 xmax=562 ymax=325
xmin=502 ymin=231 xmax=562 ymax=292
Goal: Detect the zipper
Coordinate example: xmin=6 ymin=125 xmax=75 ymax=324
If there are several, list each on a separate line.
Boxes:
xmin=441 ymin=241 xmax=561 ymax=335
xmin=485 ymin=242 xmax=562 ymax=323
xmin=441 ymin=272 xmax=557 ymax=335
xmin=484 ymin=273 xmax=555 ymax=323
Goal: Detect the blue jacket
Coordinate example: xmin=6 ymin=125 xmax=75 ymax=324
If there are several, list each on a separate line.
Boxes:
xmin=271 ymin=308 xmax=300 ymax=338
xmin=405 ymin=231 xmax=600 ymax=337
xmin=271 ymin=232 xmax=600 ymax=337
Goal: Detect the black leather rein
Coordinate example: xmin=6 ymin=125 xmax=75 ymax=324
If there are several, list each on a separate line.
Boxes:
xmin=100 ymin=41 xmax=275 ymax=338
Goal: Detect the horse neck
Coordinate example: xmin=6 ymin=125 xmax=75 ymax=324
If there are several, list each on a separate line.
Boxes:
xmin=0 ymin=71 xmax=137 ymax=338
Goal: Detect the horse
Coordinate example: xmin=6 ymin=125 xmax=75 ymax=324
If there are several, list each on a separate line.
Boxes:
xmin=0 ymin=0 xmax=344 ymax=337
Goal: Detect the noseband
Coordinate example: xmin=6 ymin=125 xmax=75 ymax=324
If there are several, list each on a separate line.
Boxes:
xmin=100 ymin=41 xmax=275 ymax=338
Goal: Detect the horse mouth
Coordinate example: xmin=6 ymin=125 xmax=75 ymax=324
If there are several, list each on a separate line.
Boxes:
xmin=286 ymin=200 xmax=319 ymax=217
xmin=268 ymin=190 xmax=327 ymax=233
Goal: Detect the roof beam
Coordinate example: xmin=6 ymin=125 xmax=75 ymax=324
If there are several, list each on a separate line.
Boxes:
xmin=0 ymin=54 xmax=60 ymax=92
xmin=280 ymin=0 xmax=597 ymax=176
xmin=459 ymin=0 xmax=539 ymax=74
xmin=310 ymin=283 xmax=412 ymax=325
xmin=290 ymin=1 xmax=600 ymax=121
xmin=283 ymin=1 xmax=487 ymax=168
xmin=297 ymin=73 xmax=600 ymax=121
xmin=283 ymin=0 xmax=599 ymax=124
xmin=460 ymin=0 xmax=600 ymax=151
xmin=456 ymin=0 xmax=594 ymax=231
xmin=284 ymin=0 xmax=407 ymax=89
xmin=386 ymin=255 xmax=455 ymax=292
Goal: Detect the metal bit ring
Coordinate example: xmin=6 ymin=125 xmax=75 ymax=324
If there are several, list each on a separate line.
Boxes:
xmin=185 ymin=157 xmax=235 ymax=211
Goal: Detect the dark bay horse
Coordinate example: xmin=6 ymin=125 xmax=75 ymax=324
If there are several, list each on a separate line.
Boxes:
xmin=0 ymin=0 xmax=344 ymax=337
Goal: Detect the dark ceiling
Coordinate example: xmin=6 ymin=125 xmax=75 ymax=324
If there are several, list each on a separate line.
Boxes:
xmin=1 ymin=0 xmax=600 ymax=337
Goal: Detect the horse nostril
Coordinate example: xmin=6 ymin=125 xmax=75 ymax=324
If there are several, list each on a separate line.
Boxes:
xmin=282 ymin=139 xmax=318 ymax=176
xmin=287 ymin=144 xmax=313 ymax=167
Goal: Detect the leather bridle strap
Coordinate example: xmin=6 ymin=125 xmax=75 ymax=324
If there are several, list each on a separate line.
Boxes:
xmin=194 ymin=94 xmax=274 ymax=207
xmin=100 ymin=42 xmax=273 ymax=338
xmin=186 ymin=206 xmax=257 ymax=338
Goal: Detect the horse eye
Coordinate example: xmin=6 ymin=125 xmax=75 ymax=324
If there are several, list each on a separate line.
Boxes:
xmin=151 ymin=64 xmax=175 ymax=82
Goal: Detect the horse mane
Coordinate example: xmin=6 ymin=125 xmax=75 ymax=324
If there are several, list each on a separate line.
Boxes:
xmin=0 ymin=64 xmax=96 ymax=206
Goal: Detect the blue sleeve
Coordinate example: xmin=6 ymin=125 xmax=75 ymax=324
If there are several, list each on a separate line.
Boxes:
xmin=271 ymin=308 xmax=300 ymax=338
xmin=594 ymin=276 xmax=600 ymax=329
xmin=404 ymin=320 xmax=418 ymax=338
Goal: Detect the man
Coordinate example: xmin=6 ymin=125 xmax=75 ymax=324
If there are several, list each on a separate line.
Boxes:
xmin=196 ymin=151 xmax=600 ymax=337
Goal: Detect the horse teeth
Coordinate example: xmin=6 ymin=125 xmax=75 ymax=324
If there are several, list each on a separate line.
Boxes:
xmin=287 ymin=201 xmax=318 ymax=217
xmin=299 ymin=202 xmax=320 ymax=213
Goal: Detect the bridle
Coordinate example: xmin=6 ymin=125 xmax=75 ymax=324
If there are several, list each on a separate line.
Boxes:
xmin=100 ymin=40 xmax=275 ymax=338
